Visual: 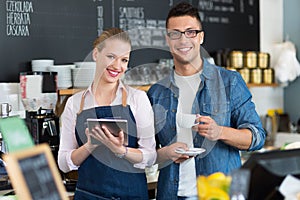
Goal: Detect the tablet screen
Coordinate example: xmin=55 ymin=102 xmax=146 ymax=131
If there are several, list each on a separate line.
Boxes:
xmin=87 ymin=118 xmax=128 ymax=145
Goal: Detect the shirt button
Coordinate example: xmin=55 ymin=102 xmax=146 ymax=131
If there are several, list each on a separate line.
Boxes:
xmin=172 ymin=109 xmax=176 ymax=113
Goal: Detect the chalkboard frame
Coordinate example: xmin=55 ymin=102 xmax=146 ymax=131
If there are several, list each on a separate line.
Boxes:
xmin=3 ymin=144 xmax=68 ymax=200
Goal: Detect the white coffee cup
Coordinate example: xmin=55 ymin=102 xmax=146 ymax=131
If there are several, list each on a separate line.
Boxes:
xmin=177 ymin=113 xmax=198 ymax=128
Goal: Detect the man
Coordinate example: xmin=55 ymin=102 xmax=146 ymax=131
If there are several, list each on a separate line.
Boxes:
xmin=147 ymin=2 xmax=266 ymax=200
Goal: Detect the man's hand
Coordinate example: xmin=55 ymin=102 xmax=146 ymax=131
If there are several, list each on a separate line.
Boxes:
xmin=194 ymin=115 xmax=223 ymax=141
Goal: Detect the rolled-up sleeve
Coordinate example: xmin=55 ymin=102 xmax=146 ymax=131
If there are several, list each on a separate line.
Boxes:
xmin=238 ymin=123 xmax=265 ymax=150
xmin=232 ymin=73 xmax=266 ymax=151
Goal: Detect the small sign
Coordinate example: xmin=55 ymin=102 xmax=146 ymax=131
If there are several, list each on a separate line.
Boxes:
xmin=3 ymin=144 xmax=68 ymax=200
xmin=0 ymin=116 xmax=34 ymax=152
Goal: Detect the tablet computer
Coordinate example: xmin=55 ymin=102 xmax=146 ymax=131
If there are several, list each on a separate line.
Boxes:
xmin=87 ymin=118 xmax=128 ymax=145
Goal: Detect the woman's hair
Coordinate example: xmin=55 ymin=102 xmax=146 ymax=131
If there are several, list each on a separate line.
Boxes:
xmin=93 ymin=27 xmax=131 ymax=51
xmin=166 ymin=2 xmax=202 ymax=29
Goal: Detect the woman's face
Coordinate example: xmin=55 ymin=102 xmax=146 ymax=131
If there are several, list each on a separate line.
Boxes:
xmin=93 ymin=39 xmax=131 ymax=84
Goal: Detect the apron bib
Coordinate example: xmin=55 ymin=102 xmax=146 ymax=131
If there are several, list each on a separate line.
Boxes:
xmin=73 ymin=90 xmax=148 ymax=200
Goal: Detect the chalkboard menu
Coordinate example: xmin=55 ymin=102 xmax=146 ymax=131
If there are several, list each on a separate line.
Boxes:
xmin=19 ymin=154 xmax=62 ymax=199
xmin=0 ymin=0 xmax=259 ymax=82
xmin=3 ymin=144 xmax=68 ymax=200
xmin=198 ymin=0 xmax=259 ymax=53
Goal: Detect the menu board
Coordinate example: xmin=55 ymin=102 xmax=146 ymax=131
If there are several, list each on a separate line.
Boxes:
xmin=0 ymin=0 xmax=259 ymax=82
xmin=197 ymin=0 xmax=259 ymax=52
xmin=3 ymin=144 xmax=68 ymax=200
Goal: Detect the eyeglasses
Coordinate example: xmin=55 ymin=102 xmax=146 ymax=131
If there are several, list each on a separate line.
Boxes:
xmin=167 ymin=30 xmax=203 ymax=40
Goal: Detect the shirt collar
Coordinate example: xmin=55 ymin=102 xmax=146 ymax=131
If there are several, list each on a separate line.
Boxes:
xmin=165 ymin=58 xmax=217 ymax=89
xmin=201 ymin=58 xmax=215 ymax=81
xmin=85 ymin=80 xmax=127 ymax=98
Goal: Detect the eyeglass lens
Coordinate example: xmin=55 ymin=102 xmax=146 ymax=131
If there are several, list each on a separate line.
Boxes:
xmin=168 ymin=30 xmax=202 ymax=39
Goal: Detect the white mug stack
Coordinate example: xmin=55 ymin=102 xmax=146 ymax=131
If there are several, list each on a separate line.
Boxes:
xmin=31 ymin=59 xmax=55 ymax=72
xmin=72 ymin=62 xmax=96 ymax=88
xmin=48 ymin=65 xmax=75 ymax=89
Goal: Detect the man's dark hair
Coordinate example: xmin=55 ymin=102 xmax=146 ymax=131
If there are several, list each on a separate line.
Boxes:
xmin=166 ymin=2 xmax=202 ymax=28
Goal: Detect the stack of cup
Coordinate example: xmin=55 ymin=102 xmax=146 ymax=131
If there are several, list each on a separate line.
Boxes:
xmin=31 ymin=59 xmax=54 ymax=72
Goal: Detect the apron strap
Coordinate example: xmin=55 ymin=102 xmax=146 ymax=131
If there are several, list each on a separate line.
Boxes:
xmin=122 ymin=87 xmax=127 ymax=107
xmin=77 ymin=89 xmax=88 ymax=115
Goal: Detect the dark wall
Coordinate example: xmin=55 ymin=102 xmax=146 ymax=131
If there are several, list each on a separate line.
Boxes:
xmin=0 ymin=0 xmax=259 ymax=82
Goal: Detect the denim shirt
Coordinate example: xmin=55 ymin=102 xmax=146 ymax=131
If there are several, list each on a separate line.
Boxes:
xmin=147 ymin=58 xmax=266 ymax=200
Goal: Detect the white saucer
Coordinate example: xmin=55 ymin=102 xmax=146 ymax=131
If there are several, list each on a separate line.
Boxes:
xmin=175 ymin=147 xmax=206 ymax=156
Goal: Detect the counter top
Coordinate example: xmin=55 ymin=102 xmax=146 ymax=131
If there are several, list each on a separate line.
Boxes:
xmin=274 ymin=132 xmax=300 ymax=148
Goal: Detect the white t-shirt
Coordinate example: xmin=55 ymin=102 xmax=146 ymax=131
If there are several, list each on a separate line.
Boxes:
xmin=174 ymin=71 xmax=201 ymax=197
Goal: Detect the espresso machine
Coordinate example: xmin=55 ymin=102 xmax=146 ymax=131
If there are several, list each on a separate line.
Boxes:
xmin=25 ymin=108 xmax=60 ymax=161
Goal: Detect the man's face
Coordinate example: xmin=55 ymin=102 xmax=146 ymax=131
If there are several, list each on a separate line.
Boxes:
xmin=166 ymin=16 xmax=204 ymax=67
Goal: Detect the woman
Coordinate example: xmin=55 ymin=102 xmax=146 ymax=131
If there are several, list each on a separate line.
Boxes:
xmin=58 ymin=28 xmax=156 ymax=200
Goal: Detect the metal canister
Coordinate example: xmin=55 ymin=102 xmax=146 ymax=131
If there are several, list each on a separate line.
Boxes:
xmin=238 ymin=68 xmax=250 ymax=83
xmin=258 ymin=52 xmax=270 ymax=69
xmin=229 ymin=51 xmax=243 ymax=69
xmin=251 ymin=68 xmax=262 ymax=84
xmin=263 ymin=68 xmax=274 ymax=83
xmin=244 ymin=51 xmax=257 ymax=69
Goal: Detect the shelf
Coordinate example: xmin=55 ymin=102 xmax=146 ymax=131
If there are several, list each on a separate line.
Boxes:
xmin=132 ymin=84 xmax=278 ymax=89
xmin=130 ymin=85 xmax=151 ymax=91
xmin=246 ymin=83 xmax=278 ymax=87
xmin=58 ymin=83 xmax=278 ymax=96
xmin=58 ymin=88 xmax=83 ymax=96
xmin=58 ymin=85 xmax=151 ymax=96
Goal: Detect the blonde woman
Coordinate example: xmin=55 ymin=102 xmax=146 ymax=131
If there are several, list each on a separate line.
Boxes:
xmin=58 ymin=28 xmax=156 ymax=199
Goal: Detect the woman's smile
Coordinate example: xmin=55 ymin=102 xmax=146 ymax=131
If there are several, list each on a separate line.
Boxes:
xmin=106 ymin=68 xmax=121 ymax=78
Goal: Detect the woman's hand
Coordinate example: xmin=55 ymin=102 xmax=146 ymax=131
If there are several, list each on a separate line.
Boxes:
xmin=84 ymin=128 xmax=99 ymax=152
xmin=90 ymin=125 xmax=125 ymax=154
xmin=71 ymin=128 xmax=99 ymax=166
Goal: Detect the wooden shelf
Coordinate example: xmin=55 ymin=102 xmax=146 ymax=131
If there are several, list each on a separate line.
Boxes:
xmin=58 ymin=88 xmax=83 ymax=96
xmin=246 ymin=83 xmax=278 ymax=87
xmin=58 ymin=83 xmax=278 ymax=96
xmin=130 ymin=85 xmax=151 ymax=91
xmin=58 ymin=85 xmax=151 ymax=96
